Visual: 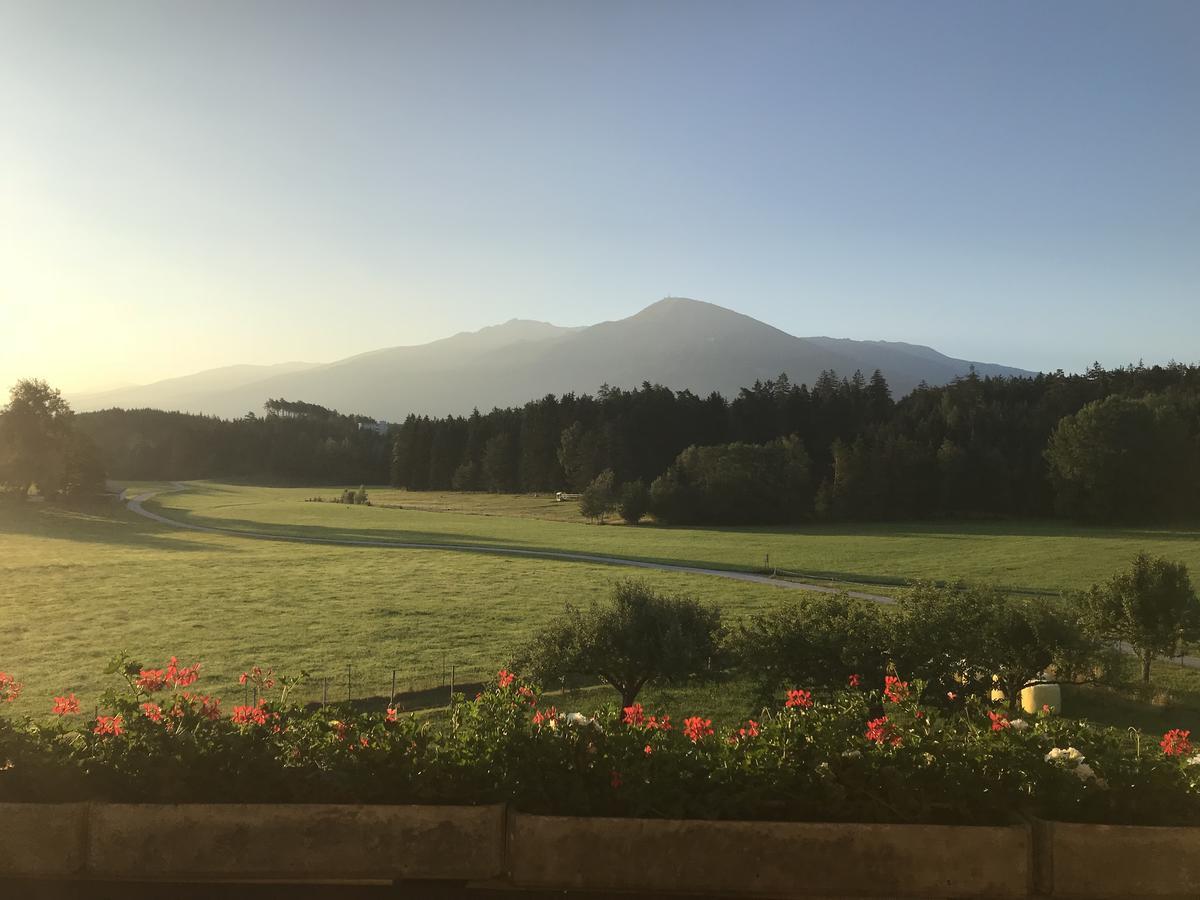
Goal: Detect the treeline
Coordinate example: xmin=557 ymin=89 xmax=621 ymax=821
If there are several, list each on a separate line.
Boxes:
xmin=390 ymin=363 xmax=1200 ymax=523
xmin=76 ymin=402 xmax=391 ymax=484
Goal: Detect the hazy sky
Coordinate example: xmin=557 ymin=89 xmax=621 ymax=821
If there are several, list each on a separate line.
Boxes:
xmin=2 ymin=0 xmax=1197 ymax=393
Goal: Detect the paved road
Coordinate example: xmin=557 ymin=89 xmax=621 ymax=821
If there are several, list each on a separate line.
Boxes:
xmin=125 ymin=483 xmax=897 ymax=604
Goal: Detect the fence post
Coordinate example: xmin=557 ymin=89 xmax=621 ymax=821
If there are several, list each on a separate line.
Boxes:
xmin=322 ymin=677 xmax=328 ymax=708
xmin=449 ymin=665 xmax=455 ymax=703
xmin=391 ymin=669 xmax=397 ymax=703
xmin=346 ymin=664 xmax=352 ymax=703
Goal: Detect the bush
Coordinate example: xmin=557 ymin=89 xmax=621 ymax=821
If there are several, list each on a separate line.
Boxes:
xmin=3 ymin=658 xmax=1199 ymax=825
xmin=616 ymin=480 xmax=649 ymax=525
xmin=579 ymin=469 xmax=616 ymax=522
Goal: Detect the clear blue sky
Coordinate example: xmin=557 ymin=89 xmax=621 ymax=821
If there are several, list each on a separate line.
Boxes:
xmin=1 ymin=0 xmax=1196 ymax=391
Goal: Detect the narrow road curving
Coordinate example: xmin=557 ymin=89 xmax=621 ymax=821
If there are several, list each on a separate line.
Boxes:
xmin=125 ymin=483 xmax=896 ymax=604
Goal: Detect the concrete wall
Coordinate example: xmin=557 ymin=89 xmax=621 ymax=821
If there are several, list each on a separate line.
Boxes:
xmin=2 ymin=803 xmax=1198 ymax=897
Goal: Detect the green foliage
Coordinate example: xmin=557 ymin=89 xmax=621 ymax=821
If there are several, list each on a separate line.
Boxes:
xmin=616 ymin=480 xmax=649 ymax=525
xmin=734 ymin=593 xmax=892 ymax=696
xmin=515 ymin=579 xmax=723 ymax=707
xmin=578 ymin=468 xmax=616 ymax=522
xmin=0 ymin=379 xmax=103 ymax=500
xmin=1046 ymin=395 xmax=1195 ymax=522
xmin=1082 ymin=553 xmax=1200 ymax=682
xmin=4 ymin=662 xmax=1200 ymax=825
xmin=650 ymin=436 xmax=812 ymax=525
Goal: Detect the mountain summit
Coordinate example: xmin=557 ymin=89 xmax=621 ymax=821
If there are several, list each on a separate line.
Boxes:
xmin=73 ymin=299 xmax=1032 ymax=420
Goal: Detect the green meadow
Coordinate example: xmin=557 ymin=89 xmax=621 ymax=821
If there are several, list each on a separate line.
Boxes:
xmin=154 ymin=482 xmax=1200 ymax=594
xmin=4 ymin=480 xmax=1200 ymax=732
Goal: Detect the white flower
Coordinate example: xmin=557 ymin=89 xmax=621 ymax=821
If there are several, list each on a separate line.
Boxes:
xmin=1185 ymin=754 xmax=1200 ymax=768
xmin=1045 ymin=747 xmax=1084 ymax=765
xmin=565 ymin=712 xmax=588 ymax=727
xmin=1074 ymin=762 xmax=1097 ymax=781
xmin=841 ymin=749 xmax=862 ymax=759
xmin=1009 ymin=718 xmax=1029 ymax=732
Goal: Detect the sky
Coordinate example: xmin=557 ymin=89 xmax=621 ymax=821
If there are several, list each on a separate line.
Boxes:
xmin=1 ymin=0 xmax=1197 ymax=394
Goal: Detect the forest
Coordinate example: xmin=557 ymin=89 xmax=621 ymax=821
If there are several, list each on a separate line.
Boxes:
xmin=61 ymin=362 xmax=1200 ymax=525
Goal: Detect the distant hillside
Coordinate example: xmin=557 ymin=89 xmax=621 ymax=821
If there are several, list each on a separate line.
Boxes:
xmin=72 ymin=298 xmax=1034 ymax=420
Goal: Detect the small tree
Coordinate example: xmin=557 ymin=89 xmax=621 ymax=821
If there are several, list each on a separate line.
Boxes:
xmin=617 ymin=480 xmax=649 ymax=525
xmin=355 ymin=485 xmax=369 ymax=505
xmin=1081 ymin=552 xmax=1200 ymax=682
xmin=515 ymin=579 xmax=723 ymax=708
xmin=579 ymin=468 xmax=616 ymax=523
xmin=0 ymin=379 xmax=75 ymax=499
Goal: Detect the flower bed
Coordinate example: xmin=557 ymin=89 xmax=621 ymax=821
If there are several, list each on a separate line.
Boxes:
xmin=1 ymin=660 xmax=1199 ymax=827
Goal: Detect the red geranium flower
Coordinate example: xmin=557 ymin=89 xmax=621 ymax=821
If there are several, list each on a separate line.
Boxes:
xmin=988 ymin=710 xmax=1010 ymax=732
xmin=884 ymin=675 xmax=910 ymax=704
xmin=141 ymin=702 xmax=164 ymax=724
xmin=682 ymin=716 xmax=713 ymax=743
xmin=497 ymin=669 xmax=514 ymax=689
xmin=848 ymin=673 xmax=861 ymax=688
xmin=52 ymin=694 xmax=80 ymax=716
xmin=865 ymin=715 xmax=901 ymax=747
xmin=785 ymin=688 xmax=813 ymax=709
xmin=622 ymin=703 xmax=645 ymax=727
xmin=1161 ymin=728 xmax=1193 ymax=757
xmin=0 ymin=672 xmax=20 ymax=703
xmin=93 ymin=715 xmax=123 ymax=737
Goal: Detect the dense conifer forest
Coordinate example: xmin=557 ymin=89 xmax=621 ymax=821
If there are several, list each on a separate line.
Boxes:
xmin=74 ymin=362 xmax=1200 ymax=524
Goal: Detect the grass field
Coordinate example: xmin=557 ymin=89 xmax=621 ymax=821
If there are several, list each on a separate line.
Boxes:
xmin=5 ymin=481 xmax=1200 ymax=734
xmin=0 ymin=494 xmax=801 ymax=713
xmin=153 ymin=482 xmax=1200 ymax=594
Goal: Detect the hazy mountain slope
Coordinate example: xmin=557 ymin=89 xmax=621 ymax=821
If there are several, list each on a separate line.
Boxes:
xmin=74 ymin=298 xmax=1036 ymax=420
xmin=70 ymin=361 xmax=321 ymax=412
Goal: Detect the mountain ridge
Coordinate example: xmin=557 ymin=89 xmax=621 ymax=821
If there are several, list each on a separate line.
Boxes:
xmin=72 ymin=298 xmax=1034 ymax=420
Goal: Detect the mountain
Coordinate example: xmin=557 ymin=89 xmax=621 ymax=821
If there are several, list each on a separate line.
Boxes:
xmin=72 ymin=298 xmax=1034 ymax=420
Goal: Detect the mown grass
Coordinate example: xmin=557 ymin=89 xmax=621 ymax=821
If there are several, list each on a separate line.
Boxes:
xmin=0 ymin=498 xmax=802 ymax=713
xmin=153 ymin=482 xmax=1200 ymax=594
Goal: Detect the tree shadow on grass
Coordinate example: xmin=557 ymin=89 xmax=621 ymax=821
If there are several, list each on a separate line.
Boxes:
xmin=0 ymin=502 xmax=233 ymax=554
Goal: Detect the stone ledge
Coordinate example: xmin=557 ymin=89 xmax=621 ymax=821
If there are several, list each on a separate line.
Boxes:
xmin=507 ymin=812 xmax=1032 ymax=898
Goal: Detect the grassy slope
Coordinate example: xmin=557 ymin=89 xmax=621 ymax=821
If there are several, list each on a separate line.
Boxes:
xmin=153 ymin=483 xmax=1200 ymax=594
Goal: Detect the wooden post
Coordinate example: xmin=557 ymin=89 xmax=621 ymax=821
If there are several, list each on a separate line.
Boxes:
xmin=391 ymin=669 xmax=397 ymax=703
xmin=346 ymin=664 xmax=352 ymax=703
xmin=322 ymin=677 xmax=328 ymax=708
xmin=449 ymin=665 xmax=455 ymax=703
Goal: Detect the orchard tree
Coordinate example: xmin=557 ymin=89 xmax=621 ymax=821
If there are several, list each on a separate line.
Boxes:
xmin=515 ymin=579 xmax=723 ymax=709
xmin=1082 ymin=553 xmax=1200 ymax=682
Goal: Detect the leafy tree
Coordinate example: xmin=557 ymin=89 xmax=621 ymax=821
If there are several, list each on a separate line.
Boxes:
xmin=514 ymin=579 xmax=723 ymax=708
xmin=0 ymin=379 xmax=78 ymax=499
xmin=1081 ymin=553 xmax=1200 ymax=682
xmin=1045 ymin=396 xmax=1184 ymax=522
xmin=354 ymin=485 xmax=369 ymax=505
xmin=734 ymin=592 xmax=893 ymax=696
xmin=481 ymin=432 xmax=519 ymax=492
xmin=579 ymin=468 xmax=616 ymax=522
xmin=617 ymin=480 xmax=650 ymax=525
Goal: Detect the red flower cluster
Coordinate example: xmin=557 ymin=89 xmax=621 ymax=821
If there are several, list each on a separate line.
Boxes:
xmin=865 ymin=716 xmax=901 ymax=747
xmin=532 ymin=705 xmax=557 ymax=727
xmin=622 ymin=703 xmax=645 ymax=726
xmin=93 ymin=715 xmax=123 ymax=737
xmin=231 ymin=698 xmax=270 ymax=726
xmin=141 ymin=702 xmax=164 ymax=724
xmin=643 ymin=744 xmax=653 ymax=756
xmin=386 ymin=707 xmax=399 ymax=723
xmin=497 ymin=669 xmax=515 ymax=689
xmin=848 ymin=673 xmax=861 ymax=688
xmin=178 ymin=693 xmax=222 ymax=721
xmin=52 ymin=694 xmax=80 ymax=716
xmin=785 ymin=688 xmax=813 ymax=709
xmin=0 ymin=672 xmax=22 ymax=704
xmin=137 ymin=657 xmax=201 ymax=693
xmin=238 ymin=665 xmax=276 ymax=690
xmin=517 ymin=685 xmax=537 ymax=705
xmin=646 ymin=714 xmax=672 ymax=732
xmin=883 ymin=676 xmax=910 ymax=704
xmin=988 ymin=710 xmax=1010 ymax=732
xmin=733 ymin=719 xmax=760 ymax=742
xmin=1161 ymin=728 xmax=1193 ymax=757
xmin=682 ymin=716 xmax=714 ymax=743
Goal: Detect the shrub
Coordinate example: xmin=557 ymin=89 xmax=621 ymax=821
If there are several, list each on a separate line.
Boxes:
xmin=616 ymin=480 xmax=649 ymax=525
xmin=579 ymin=469 xmax=616 ymax=522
